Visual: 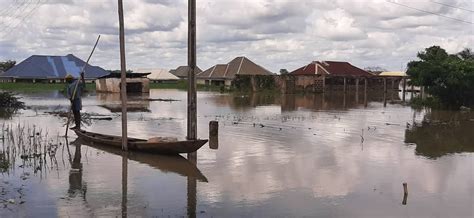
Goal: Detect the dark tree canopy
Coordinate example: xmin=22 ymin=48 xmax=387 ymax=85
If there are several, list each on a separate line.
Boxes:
xmin=0 ymin=60 xmax=16 ymax=72
xmin=279 ymin=69 xmax=289 ymax=75
xmin=407 ymin=46 xmax=474 ymax=107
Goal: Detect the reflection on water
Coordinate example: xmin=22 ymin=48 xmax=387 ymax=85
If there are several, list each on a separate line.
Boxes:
xmin=0 ymin=89 xmax=473 ymax=217
xmin=405 ymin=110 xmax=474 ymax=159
xmin=97 ymin=92 xmax=151 ymax=113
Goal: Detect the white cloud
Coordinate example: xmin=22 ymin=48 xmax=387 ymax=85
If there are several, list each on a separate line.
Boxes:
xmin=0 ymin=0 xmax=472 ymax=72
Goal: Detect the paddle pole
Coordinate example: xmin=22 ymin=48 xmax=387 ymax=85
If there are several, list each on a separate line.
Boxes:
xmin=118 ymin=0 xmax=128 ymax=151
xmin=65 ymin=35 xmax=101 ymax=137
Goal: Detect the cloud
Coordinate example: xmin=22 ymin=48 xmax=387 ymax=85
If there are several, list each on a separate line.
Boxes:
xmin=0 ymin=0 xmax=472 ymax=72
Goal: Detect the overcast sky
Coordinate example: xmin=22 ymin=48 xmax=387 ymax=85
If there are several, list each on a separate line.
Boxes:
xmin=0 ymin=0 xmax=472 ymax=72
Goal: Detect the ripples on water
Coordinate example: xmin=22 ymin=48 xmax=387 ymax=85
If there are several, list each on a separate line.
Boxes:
xmin=0 ymin=89 xmax=473 ymax=217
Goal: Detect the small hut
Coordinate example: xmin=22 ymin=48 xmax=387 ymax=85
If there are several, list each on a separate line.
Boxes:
xmin=95 ymin=72 xmax=150 ymax=93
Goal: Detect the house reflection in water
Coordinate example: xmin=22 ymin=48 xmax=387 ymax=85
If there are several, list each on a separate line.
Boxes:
xmin=405 ymin=110 xmax=474 ymax=159
xmin=96 ymin=92 xmax=151 ymax=112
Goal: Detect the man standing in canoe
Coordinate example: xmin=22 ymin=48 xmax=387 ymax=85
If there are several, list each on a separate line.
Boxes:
xmin=66 ymin=72 xmax=86 ymax=130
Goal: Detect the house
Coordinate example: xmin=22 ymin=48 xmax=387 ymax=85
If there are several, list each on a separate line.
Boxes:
xmin=0 ymin=54 xmax=109 ymax=83
xmin=134 ymin=68 xmax=179 ymax=83
xmin=197 ymin=56 xmax=274 ymax=86
xmin=169 ymin=66 xmax=203 ymax=79
xmin=95 ymin=72 xmax=150 ymax=93
xmin=287 ymin=61 xmax=374 ymax=92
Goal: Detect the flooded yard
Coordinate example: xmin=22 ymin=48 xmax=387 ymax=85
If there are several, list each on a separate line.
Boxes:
xmin=1 ymin=89 xmax=473 ymax=217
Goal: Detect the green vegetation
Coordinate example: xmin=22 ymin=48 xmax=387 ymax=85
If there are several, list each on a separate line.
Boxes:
xmin=232 ymin=75 xmax=278 ymax=92
xmin=0 ymin=153 xmax=8 ymax=172
xmin=0 ymin=91 xmax=25 ymax=117
xmin=0 ymin=60 xmax=16 ymax=72
xmin=407 ymin=46 xmax=474 ymax=108
xmin=0 ymin=82 xmax=95 ymax=92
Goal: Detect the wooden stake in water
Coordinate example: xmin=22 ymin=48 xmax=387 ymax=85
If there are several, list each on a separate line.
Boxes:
xmin=187 ymin=0 xmax=197 ymax=155
xmin=118 ymin=0 xmax=128 ymax=151
xmin=402 ymin=182 xmax=408 ymax=205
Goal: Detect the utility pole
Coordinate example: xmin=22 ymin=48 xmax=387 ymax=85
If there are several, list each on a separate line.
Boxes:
xmin=187 ymin=0 xmax=197 ymax=142
xmin=118 ymin=0 xmax=128 ymax=151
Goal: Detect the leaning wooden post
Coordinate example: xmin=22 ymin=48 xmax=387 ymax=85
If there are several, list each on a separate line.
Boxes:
xmin=187 ymin=0 xmax=197 ymax=158
xmin=118 ymin=0 xmax=128 ymax=151
xmin=402 ymin=182 xmax=408 ymax=205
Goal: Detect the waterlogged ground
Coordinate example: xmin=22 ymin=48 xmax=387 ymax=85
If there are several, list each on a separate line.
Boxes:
xmin=1 ymin=89 xmax=473 ymax=217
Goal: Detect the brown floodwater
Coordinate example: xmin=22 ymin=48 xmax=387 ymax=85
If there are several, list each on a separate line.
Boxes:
xmin=1 ymin=89 xmax=473 ymax=217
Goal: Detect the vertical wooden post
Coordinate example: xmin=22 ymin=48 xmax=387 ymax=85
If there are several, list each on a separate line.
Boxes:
xmin=343 ymin=77 xmax=347 ymax=93
xmin=209 ymin=121 xmax=218 ymax=149
xmin=187 ymin=0 xmax=197 ymax=141
xmin=391 ymin=78 xmax=395 ymax=90
xmin=411 ymin=83 xmax=414 ymax=99
xmin=402 ymin=182 xmax=408 ymax=205
xmin=322 ymin=76 xmax=326 ymax=93
xmin=364 ymin=78 xmax=368 ymax=107
xmin=121 ymin=154 xmax=128 ymax=217
xmin=355 ymin=78 xmax=359 ymax=94
xmin=402 ymin=78 xmax=406 ymax=102
xmin=118 ymin=0 xmax=128 ymax=151
xmin=355 ymin=78 xmax=359 ymax=103
xmin=187 ymin=0 xmax=197 ymax=162
xmin=383 ymin=78 xmax=387 ymax=93
xmin=187 ymin=154 xmax=197 ymax=218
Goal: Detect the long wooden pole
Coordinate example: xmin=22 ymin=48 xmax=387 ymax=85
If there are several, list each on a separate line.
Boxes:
xmin=118 ymin=0 xmax=128 ymax=151
xmin=65 ymin=35 xmax=101 ymax=137
xmin=187 ymin=0 xmax=197 ymax=142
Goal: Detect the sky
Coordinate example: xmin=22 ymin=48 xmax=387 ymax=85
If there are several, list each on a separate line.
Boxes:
xmin=0 ymin=0 xmax=472 ymax=73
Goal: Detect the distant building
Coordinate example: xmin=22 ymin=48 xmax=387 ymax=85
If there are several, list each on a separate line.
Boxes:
xmin=0 ymin=54 xmax=109 ymax=83
xmin=134 ymin=68 xmax=179 ymax=83
xmin=95 ymin=72 xmax=150 ymax=93
xmin=379 ymin=71 xmax=407 ymax=77
xmin=197 ymin=56 xmax=274 ymax=86
xmin=285 ymin=61 xmax=374 ymax=92
xmin=0 ymin=70 xmax=7 ymax=82
xmin=169 ymin=66 xmax=203 ymax=79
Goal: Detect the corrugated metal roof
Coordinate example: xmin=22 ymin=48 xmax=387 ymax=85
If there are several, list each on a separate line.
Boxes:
xmin=197 ymin=57 xmax=274 ymax=80
xmin=169 ymin=66 xmax=203 ymax=78
xmin=135 ymin=68 xmax=179 ymax=80
xmin=1 ymin=54 xmax=109 ymax=79
xmin=290 ymin=61 xmax=372 ymax=77
xmin=379 ymin=71 xmax=407 ymax=77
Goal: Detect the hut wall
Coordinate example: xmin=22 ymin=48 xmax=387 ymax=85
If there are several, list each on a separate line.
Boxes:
xmin=95 ymin=78 xmax=150 ymax=93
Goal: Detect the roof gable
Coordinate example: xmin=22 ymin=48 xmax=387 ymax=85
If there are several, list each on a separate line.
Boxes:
xmin=198 ymin=56 xmax=273 ymax=80
xmin=290 ymin=60 xmax=372 ymax=77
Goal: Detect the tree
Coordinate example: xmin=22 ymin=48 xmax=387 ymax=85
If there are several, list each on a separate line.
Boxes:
xmin=0 ymin=60 xmax=16 ymax=72
xmin=407 ymin=46 xmax=474 ymax=107
xmin=279 ymin=69 xmax=289 ymax=75
xmin=364 ymin=66 xmax=387 ymax=74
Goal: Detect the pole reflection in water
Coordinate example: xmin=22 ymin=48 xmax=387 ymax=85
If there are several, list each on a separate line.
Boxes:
xmin=69 ymin=143 xmax=86 ymax=200
xmin=187 ymin=153 xmax=197 ymax=218
xmin=122 ymin=153 xmax=128 ymax=218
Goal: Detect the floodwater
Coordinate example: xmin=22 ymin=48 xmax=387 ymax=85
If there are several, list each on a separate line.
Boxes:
xmin=1 ymin=89 xmax=473 ymax=217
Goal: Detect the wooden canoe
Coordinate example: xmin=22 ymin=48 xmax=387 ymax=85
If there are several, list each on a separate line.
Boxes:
xmin=73 ymin=129 xmax=208 ymax=155
xmin=71 ymin=138 xmax=209 ymax=182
